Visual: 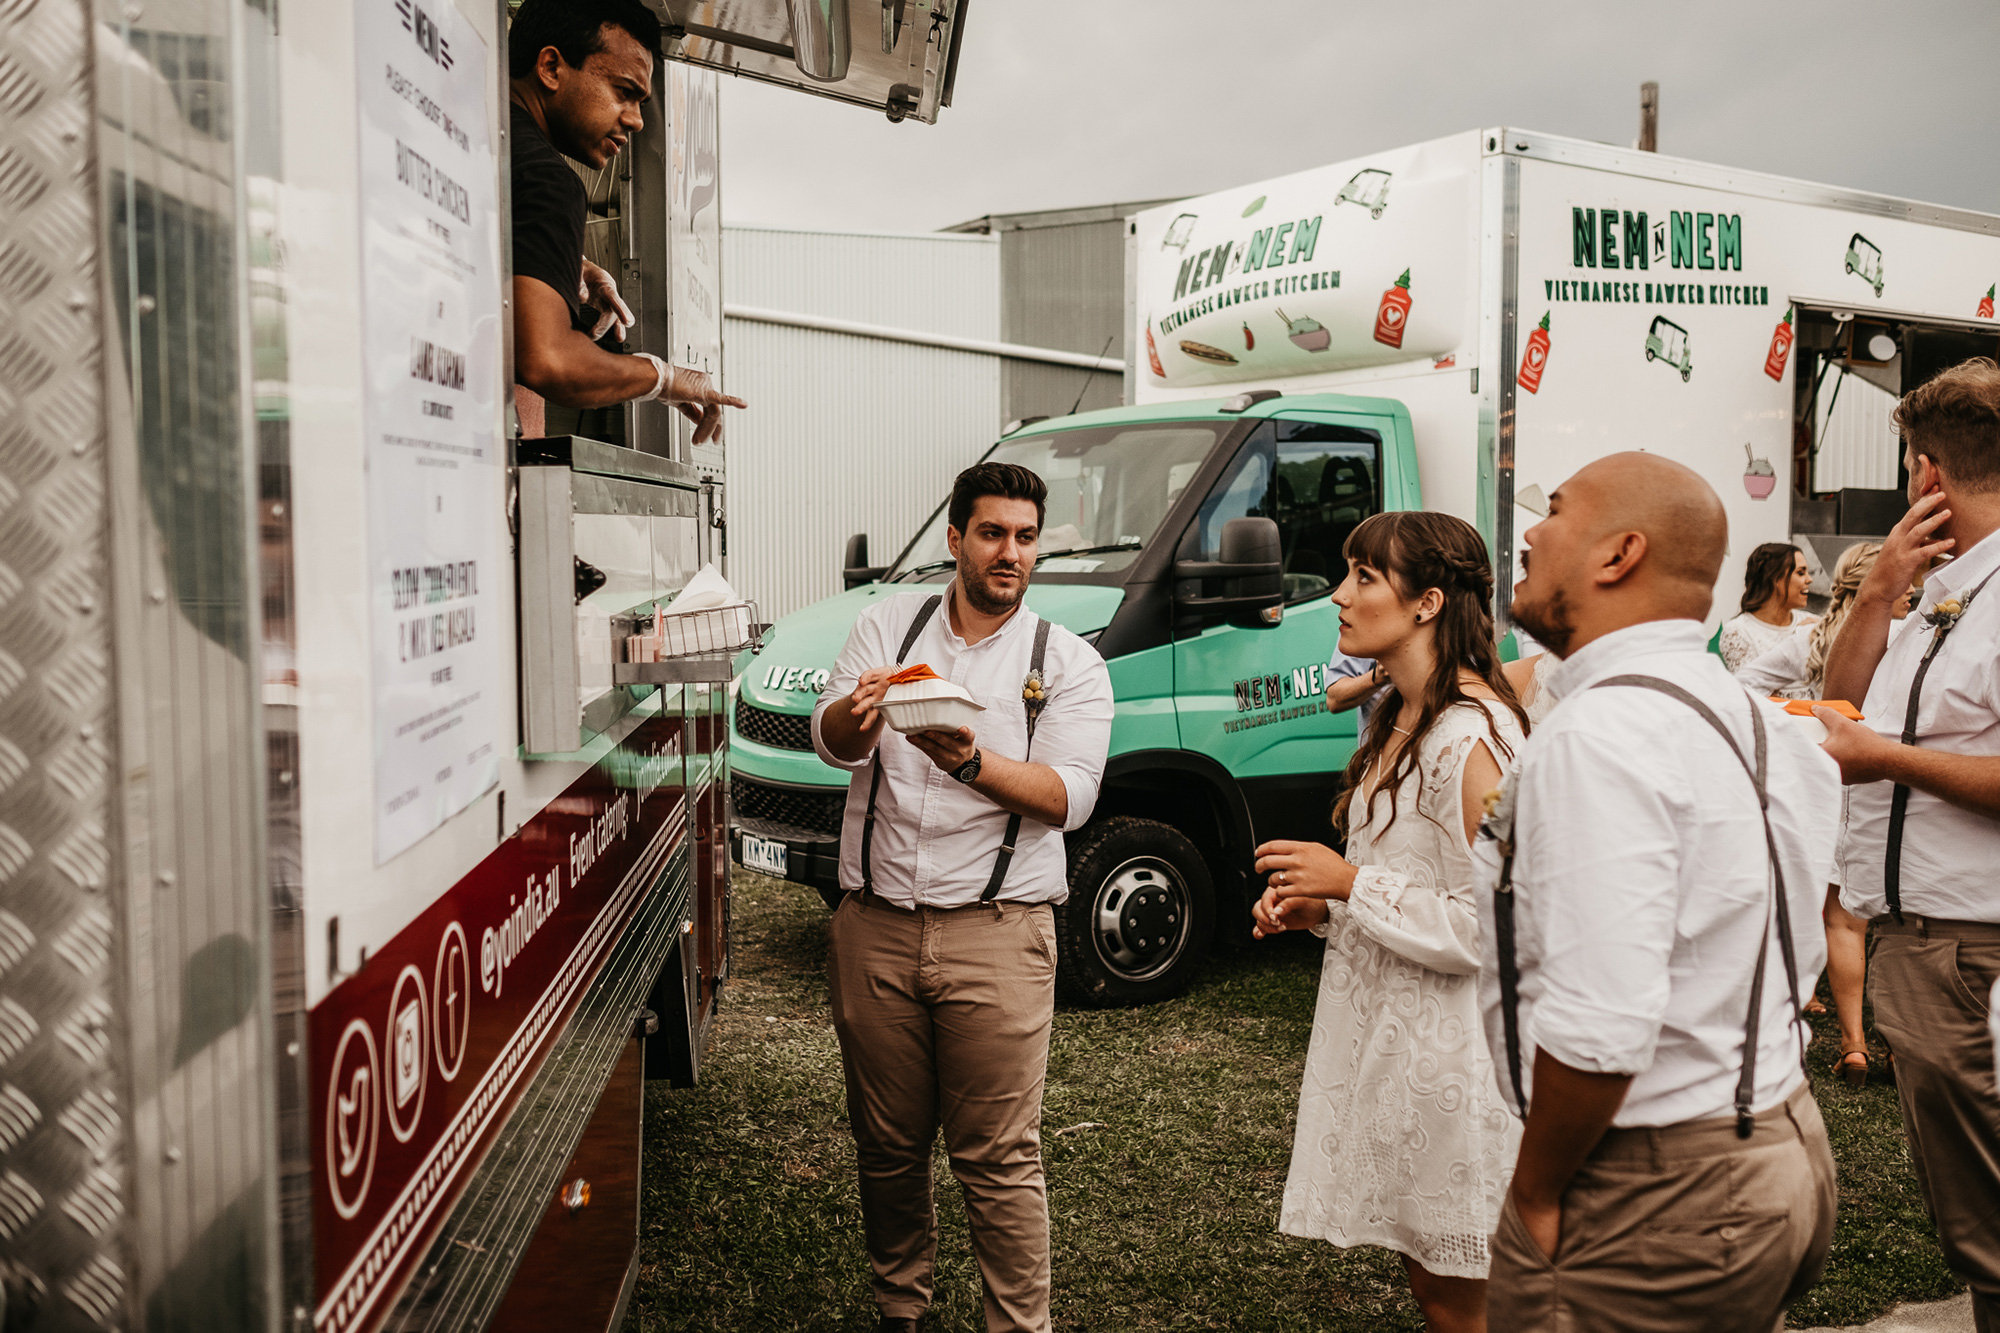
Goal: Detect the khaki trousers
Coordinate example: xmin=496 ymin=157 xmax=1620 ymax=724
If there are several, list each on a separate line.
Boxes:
xmin=1868 ymin=915 xmax=2000 ymax=1333
xmin=1488 ymin=1083 xmax=1837 ymax=1333
xmin=827 ymin=892 xmax=1057 ymax=1333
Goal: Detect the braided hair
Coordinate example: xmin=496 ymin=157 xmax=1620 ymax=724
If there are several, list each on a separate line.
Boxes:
xmin=1803 ymin=542 xmax=1880 ymax=691
xmin=1332 ymin=511 xmax=1530 ymax=840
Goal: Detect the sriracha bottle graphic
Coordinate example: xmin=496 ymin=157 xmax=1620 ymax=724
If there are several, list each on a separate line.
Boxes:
xmin=1981 ymin=285 xmax=1995 ymax=320
xmin=1517 ymin=312 xmax=1551 ymax=394
xmin=1243 ymin=321 xmax=1255 ymax=351
xmin=1145 ymin=323 xmax=1166 ymax=378
xmin=1764 ymin=306 xmax=1795 ymax=382
xmin=1373 ymin=269 xmax=1412 ymax=348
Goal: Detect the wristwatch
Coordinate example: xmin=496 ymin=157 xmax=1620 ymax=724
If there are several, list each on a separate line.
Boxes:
xmin=953 ymin=749 xmax=983 ymax=784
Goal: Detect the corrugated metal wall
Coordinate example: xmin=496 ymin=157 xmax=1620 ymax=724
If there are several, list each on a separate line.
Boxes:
xmin=1811 ymin=369 xmax=1900 ymax=492
xmin=723 ymin=226 xmax=1002 ymax=621
xmin=946 ymin=201 xmax=1180 ymax=426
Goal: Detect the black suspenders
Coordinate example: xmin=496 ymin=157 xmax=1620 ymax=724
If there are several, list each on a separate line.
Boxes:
xmin=858 ymin=595 xmax=941 ymax=898
xmin=1884 ymin=568 xmax=1999 ymax=923
xmin=1488 ymin=677 xmax=1805 ymax=1139
xmin=982 ymin=617 xmax=1052 ymax=902
xmin=857 ymin=596 xmax=1052 ymax=904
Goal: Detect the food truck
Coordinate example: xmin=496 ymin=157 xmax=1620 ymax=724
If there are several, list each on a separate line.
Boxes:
xmin=729 ymin=127 xmax=2000 ymax=1010
xmin=0 ymin=2 xmax=966 ymax=1331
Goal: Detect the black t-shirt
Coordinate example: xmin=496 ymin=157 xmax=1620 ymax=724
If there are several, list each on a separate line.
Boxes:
xmin=510 ymin=102 xmax=587 ymax=327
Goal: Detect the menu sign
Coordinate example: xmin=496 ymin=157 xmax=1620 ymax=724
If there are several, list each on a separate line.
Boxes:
xmin=355 ymin=0 xmax=503 ymax=862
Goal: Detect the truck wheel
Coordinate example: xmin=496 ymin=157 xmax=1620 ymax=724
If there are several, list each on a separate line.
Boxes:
xmin=1645 ymin=349 xmax=1655 ymax=361
xmin=1056 ymin=817 xmax=1213 ymax=1007
xmin=1681 ymin=367 xmax=1691 ymax=381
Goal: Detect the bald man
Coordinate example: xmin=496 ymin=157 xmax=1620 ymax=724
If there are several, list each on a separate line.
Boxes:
xmin=1475 ymin=453 xmax=1842 ymax=1332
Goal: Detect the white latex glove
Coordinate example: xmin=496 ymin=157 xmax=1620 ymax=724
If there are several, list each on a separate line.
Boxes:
xmin=579 ymin=258 xmax=634 ymax=342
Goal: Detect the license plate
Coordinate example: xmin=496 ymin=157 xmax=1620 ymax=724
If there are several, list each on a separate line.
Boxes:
xmin=739 ymin=832 xmax=789 ymax=877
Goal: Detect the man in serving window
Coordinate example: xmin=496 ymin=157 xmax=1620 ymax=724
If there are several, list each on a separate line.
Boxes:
xmin=507 ymin=0 xmax=743 ymax=438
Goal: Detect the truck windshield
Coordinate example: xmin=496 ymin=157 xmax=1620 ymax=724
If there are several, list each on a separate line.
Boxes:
xmin=888 ymin=422 xmax=1225 ymax=581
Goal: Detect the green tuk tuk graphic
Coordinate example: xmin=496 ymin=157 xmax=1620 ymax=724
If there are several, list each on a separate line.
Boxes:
xmin=1336 ymin=169 xmax=1392 ymax=219
xmin=1845 ymin=232 xmax=1884 ymax=297
xmin=1161 ymin=213 xmax=1199 ymax=252
xmin=1645 ymin=315 xmax=1693 ymax=381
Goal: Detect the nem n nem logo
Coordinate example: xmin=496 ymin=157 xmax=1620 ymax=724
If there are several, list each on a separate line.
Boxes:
xmin=395 ymin=0 xmax=454 ymax=70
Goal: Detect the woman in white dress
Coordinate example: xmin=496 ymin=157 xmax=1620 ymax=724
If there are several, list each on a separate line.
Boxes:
xmin=1252 ymin=511 xmax=1528 ymax=1333
xmin=1717 ymin=540 xmax=1817 ymax=671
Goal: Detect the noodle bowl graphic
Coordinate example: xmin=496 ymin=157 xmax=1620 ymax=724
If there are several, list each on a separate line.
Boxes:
xmin=1278 ymin=310 xmax=1331 ymax=352
xmin=1743 ymin=443 xmax=1776 ymax=499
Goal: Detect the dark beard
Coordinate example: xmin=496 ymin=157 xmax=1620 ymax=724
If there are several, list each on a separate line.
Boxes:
xmin=959 ymin=560 xmax=1026 ymax=616
xmin=1512 ymin=584 xmax=1576 ymax=658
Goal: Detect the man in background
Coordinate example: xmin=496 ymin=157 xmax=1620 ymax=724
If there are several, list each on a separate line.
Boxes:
xmin=1819 ymin=359 xmax=2000 ymax=1332
xmin=507 ymin=0 xmax=743 ymax=437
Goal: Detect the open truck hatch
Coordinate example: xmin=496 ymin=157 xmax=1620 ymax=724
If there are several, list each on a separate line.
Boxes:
xmin=1788 ymin=298 xmax=2000 ymax=550
xmin=661 ymin=0 xmax=970 ymax=123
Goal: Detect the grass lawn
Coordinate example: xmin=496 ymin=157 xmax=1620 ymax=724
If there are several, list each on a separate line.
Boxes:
xmin=627 ymin=871 xmax=1961 ymax=1331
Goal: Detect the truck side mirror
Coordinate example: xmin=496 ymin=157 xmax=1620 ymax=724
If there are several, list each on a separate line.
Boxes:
xmin=843 ymin=533 xmax=889 ymax=590
xmin=1172 ymin=516 xmax=1284 ymax=621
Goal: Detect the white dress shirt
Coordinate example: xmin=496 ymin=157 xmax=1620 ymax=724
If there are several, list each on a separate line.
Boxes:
xmin=811 ymin=585 xmax=1114 ymax=908
xmin=1837 ymin=530 xmax=2000 ymax=924
xmin=1475 ymin=620 xmax=1840 ymax=1128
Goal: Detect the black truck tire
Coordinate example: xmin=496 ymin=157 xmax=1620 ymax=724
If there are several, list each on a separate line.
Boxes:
xmin=1055 ymin=817 xmax=1214 ymax=1007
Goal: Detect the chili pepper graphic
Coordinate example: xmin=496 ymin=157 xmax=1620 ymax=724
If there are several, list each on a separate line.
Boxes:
xmin=1981 ymin=285 xmax=1995 ymax=320
xmin=1145 ymin=323 xmax=1166 ymax=378
xmin=1242 ymin=322 xmax=1255 ymax=351
xmin=1517 ymin=312 xmax=1551 ymax=394
xmin=1373 ymin=269 xmax=1412 ymax=348
xmin=1764 ymin=306 xmax=1795 ymax=382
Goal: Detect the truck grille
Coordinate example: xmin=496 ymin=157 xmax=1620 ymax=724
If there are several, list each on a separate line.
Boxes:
xmin=735 ymin=697 xmax=815 ymax=752
xmin=732 ymin=776 xmax=846 ymax=841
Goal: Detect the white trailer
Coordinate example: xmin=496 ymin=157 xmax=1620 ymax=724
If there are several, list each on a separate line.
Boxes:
xmin=1129 ymin=129 xmax=2000 ymax=623
xmin=0 ymin=3 xmax=968 ymax=1333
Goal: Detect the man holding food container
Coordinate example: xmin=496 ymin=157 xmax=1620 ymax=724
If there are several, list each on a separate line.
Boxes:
xmin=811 ymin=462 xmax=1114 ymax=1333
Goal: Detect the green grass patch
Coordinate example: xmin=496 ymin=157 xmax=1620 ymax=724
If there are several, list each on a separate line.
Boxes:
xmin=628 ymin=873 xmax=1959 ymax=1331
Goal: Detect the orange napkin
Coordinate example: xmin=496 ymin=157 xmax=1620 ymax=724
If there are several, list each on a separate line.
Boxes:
xmin=888 ymin=663 xmax=942 ymax=685
xmin=1780 ymin=698 xmax=1862 ymax=721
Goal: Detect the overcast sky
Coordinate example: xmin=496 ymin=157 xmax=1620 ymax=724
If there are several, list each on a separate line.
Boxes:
xmin=719 ymin=0 xmax=2000 ymax=233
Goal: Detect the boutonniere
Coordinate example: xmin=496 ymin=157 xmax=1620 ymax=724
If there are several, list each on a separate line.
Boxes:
xmin=1922 ymin=590 xmax=1975 ymax=636
xmin=1477 ymin=772 xmax=1519 ymax=848
xmin=1022 ymin=668 xmax=1048 ymax=718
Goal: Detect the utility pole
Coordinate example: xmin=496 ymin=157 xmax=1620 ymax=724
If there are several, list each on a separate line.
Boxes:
xmin=1639 ymin=81 xmax=1659 ymax=152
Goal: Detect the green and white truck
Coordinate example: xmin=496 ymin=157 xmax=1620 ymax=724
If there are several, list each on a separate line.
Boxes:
xmin=730 ymin=392 xmax=1423 ymax=1004
xmin=731 ymin=127 xmax=2000 ymax=1005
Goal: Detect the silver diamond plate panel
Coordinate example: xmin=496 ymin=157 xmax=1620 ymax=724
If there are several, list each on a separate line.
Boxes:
xmin=0 ymin=0 xmax=130 ymax=1326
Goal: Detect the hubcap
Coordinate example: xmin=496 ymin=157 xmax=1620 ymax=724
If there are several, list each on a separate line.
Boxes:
xmin=1089 ymin=856 xmax=1192 ymax=983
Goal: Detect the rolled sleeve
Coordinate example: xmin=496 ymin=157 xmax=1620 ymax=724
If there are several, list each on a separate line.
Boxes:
xmin=809 ymin=602 xmax=889 ymax=773
xmin=1037 ymin=645 xmax=1115 ymax=833
xmin=1519 ymin=728 xmax=1680 ymax=1076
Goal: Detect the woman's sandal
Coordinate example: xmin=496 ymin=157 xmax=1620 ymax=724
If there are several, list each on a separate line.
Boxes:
xmin=1837 ymin=1042 xmax=1870 ymax=1088
xmin=1805 ymin=997 xmax=1828 ymax=1016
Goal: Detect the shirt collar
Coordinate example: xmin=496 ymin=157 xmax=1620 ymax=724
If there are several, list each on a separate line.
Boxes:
xmin=940 ymin=580 xmax=1031 ymax=649
xmin=1925 ymin=527 xmax=2000 ymax=603
xmin=1544 ymin=618 xmax=1709 ymax=704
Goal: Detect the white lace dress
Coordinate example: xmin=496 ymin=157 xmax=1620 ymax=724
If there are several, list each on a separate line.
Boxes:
xmin=1717 ymin=608 xmax=1816 ymax=672
xmin=1279 ymin=700 xmax=1525 ymax=1278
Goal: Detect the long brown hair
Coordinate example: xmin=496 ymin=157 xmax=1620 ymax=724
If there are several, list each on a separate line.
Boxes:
xmin=1739 ymin=542 xmax=1800 ymax=615
xmin=1332 ymin=512 xmax=1530 ymax=839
